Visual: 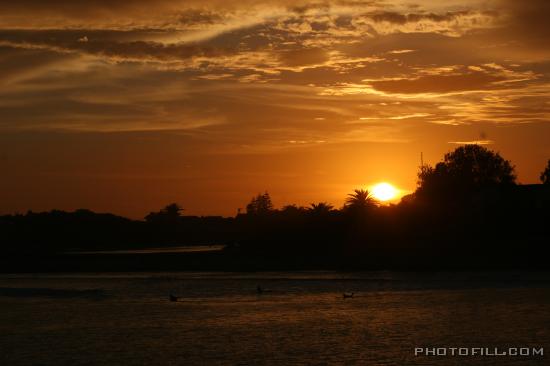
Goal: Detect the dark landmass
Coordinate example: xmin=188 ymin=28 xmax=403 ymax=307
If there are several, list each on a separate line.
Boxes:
xmin=1 ymin=145 xmax=550 ymax=273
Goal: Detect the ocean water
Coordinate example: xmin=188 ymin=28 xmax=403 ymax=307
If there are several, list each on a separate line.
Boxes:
xmin=1 ymin=271 xmax=550 ymax=365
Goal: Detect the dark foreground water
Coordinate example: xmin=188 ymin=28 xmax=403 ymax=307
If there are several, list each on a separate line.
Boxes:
xmin=1 ymin=271 xmax=550 ymax=365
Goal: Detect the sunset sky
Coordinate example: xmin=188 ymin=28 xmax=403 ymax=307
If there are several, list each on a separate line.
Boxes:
xmin=1 ymin=0 xmax=549 ymax=218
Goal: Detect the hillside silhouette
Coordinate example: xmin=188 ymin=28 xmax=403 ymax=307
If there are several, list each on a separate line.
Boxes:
xmin=1 ymin=145 xmax=549 ymax=272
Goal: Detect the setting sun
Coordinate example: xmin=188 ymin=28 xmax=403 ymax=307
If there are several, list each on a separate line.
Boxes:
xmin=371 ymin=183 xmax=398 ymax=202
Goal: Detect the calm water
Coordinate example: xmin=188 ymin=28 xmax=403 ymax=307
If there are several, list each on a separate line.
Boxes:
xmin=67 ymin=245 xmax=226 ymax=255
xmin=1 ymin=271 xmax=550 ymax=365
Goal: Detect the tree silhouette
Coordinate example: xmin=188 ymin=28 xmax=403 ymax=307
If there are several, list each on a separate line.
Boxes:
xmin=246 ymin=192 xmax=274 ymax=215
xmin=344 ymin=189 xmax=377 ymax=211
xmin=308 ymin=202 xmax=334 ymax=215
xmin=145 ymin=203 xmax=184 ymax=223
xmin=280 ymin=204 xmax=307 ymax=215
xmin=540 ymin=159 xmax=550 ymax=185
xmin=162 ymin=203 xmax=184 ymax=217
xmin=4 ymin=143 xmax=550 ymax=272
xmin=417 ymin=144 xmax=516 ymax=199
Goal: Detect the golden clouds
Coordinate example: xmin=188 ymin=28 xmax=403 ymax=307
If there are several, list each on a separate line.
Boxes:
xmin=279 ymin=48 xmax=329 ymax=67
xmin=0 ymin=1 xmax=548 ymax=152
xmin=370 ymin=72 xmax=506 ymax=94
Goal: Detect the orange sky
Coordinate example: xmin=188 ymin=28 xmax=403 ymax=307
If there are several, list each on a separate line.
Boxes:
xmin=1 ymin=0 xmax=549 ymax=218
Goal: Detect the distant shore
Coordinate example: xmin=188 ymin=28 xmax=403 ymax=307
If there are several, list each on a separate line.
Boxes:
xmin=3 ymin=247 xmax=550 ymax=273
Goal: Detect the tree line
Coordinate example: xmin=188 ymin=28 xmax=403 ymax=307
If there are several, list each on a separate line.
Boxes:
xmin=1 ymin=145 xmax=549 ymax=269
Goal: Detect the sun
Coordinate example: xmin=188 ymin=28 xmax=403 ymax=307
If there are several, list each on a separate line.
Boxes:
xmin=371 ymin=182 xmax=398 ymax=202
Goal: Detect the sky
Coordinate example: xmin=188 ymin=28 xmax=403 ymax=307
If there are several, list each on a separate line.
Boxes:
xmin=1 ymin=0 xmax=549 ymax=218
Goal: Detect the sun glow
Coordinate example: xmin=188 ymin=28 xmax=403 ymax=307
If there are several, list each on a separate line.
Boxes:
xmin=371 ymin=182 xmax=398 ymax=202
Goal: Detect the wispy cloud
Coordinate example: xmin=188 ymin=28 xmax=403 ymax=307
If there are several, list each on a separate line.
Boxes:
xmin=448 ymin=140 xmax=494 ymax=145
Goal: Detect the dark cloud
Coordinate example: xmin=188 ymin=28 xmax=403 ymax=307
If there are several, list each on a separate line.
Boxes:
xmin=288 ymin=3 xmax=330 ymax=15
xmin=0 ymin=29 xmax=238 ymax=62
xmin=279 ymin=48 xmax=329 ymax=67
xmin=499 ymin=0 xmax=550 ymax=43
xmin=367 ymin=10 xmax=472 ymax=25
xmin=0 ymin=46 xmax=70 ymax=82
xmin=310 ymin=21 xmax=330 ymax=32
xmin=334 ymin=15 xmax=354 ymax=29
xmin=0 ymin=29 xmax=171 ymax=45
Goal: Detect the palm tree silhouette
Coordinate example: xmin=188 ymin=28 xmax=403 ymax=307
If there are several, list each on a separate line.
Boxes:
xmin=345 ymin=189 xmax=377 ymax=211
xmin=308 ymin=202 xmax=334 ymax=215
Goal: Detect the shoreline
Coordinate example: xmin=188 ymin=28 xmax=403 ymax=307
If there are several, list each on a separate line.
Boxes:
xmin=3 ymin=250 xmax=550 ymax=274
